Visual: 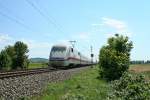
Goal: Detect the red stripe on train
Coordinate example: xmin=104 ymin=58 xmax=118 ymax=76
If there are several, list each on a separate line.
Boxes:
xmin=67 ymin=57 xmax=89 ymax=63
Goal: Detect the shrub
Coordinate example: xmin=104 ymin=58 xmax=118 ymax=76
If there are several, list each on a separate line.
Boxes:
xmin=5 ymin=45 xmax=15 ymax=68
xmin=99 ymin=48 xmax=129 ymax=81
xmin=12 ymin=41 xmax=29 ymax=69
xmin=109 ymin=72 xmax=150 ymax=100
xmin=99 ymin=34 xmax=133 ymax=81
xmin=0 ymin=41 xmax=29 ymax=70
xmin=0 ymin=50 xmax=11 ymax=70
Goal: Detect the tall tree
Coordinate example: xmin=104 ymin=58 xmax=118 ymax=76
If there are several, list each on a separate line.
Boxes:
xmin=5 ymin=45 xmax=15 ymax=67
xmin=13 ymin=41 xmax=29 ymax=69
xmin=99 ymin=34 xmax=133 ymax=81
xmin=5 ymin=45 xmax=15 ymax=58
xmin=0 ymin=50 xmax=11 ymax=70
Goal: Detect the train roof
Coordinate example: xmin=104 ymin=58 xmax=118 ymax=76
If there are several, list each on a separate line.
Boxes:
xmin=52 ymin=44 xmax=72 ymax=49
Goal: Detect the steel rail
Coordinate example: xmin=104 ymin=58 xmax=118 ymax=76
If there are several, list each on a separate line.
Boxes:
xmin=0 ymin=67 xmax=57 ymax=79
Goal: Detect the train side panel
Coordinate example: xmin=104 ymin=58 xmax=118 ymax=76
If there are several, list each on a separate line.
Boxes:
xmin=49 ymin=44 xmax=91 ymax=68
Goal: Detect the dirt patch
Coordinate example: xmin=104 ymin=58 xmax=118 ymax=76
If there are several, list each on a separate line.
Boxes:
xmin=129 ymin=64 xmax=150 ymax=73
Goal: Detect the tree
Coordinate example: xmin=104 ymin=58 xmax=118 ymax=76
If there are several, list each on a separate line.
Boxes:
xmin=5 ymin=45 xmax=15 ymax=58
xmin=99 ymin=34 xmax=133 ymax=81
xmin=5 ymin=45 xmax=15 ymax=67
xmin=0 ymin=50 xmax=11 ymax=70
xmin=13 ymin=41 xmax=29 ymax=69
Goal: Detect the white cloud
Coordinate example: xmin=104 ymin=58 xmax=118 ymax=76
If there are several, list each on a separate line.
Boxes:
xmin=102 ymin=17 xmax=132 ymax=37
xmin=0 ymin=35 xmax=52 ymax=58
xmin=102 ymin=17 xmax=127 ymax=30
xmin=78 ymin=32 xmax=90 ymax=40
xmin=21 ymin=39 xmax=52 ymax=49
xmin=20 ymin=39 xmax=52 ymax=58
xmin=0 ymin=34 xmax=12 ymax=43
xmin=91 ymin=23 xmax=103 ymax=26
xmin=70 ymin=32 xmax=91 ymax=42
xmin=0 ymin=34 xmax=14 ymax=51
xmin=92 ymin=17 xmax=132 ymax=37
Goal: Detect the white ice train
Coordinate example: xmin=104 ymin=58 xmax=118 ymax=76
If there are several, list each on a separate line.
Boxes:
xmin=49 ymin=44 xmax=91 ymax=68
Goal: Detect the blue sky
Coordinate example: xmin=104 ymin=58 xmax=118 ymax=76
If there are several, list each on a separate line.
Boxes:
xmin=0 ymin=0 xmax=149 ymax=60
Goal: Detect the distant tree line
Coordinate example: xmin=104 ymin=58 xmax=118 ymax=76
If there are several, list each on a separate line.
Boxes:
xmin=0 ymin=41 xmax=29 ymax=70
xmin=130 ymin=60 xmax=150 ymax=64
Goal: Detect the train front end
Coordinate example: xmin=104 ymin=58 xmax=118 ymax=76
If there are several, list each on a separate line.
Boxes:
xmin=49 ymin=45 xmax=68 ymax=68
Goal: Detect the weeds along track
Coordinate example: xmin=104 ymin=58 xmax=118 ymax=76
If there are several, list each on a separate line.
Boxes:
xmin=0 ymin=67 xmax=58 ymax=79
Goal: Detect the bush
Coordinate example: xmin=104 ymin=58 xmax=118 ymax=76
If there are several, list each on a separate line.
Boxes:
xmin=0 ymin=50 xmax=11 ymax=70
xmin=0 ymin=41 xmax=29 ymax=70
xmin=99 ymin=34 xmax=133 ymax=81
xmin=99 ymin=47 xmax=129 ymax=81
xmin=5 ymin=45 xmax=15 ymax=68
xmin=109 ymin=72 xmax=150 ymax=100
xmin=12 ymin=41 xmax=29 ymax=69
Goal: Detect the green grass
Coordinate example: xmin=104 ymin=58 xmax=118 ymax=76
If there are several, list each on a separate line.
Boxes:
xmin=28 ymin=63 xmax=48 ymax=69
xmin=140 ymin=71 xmax=150 ymax=80
xmin=32 ymin=66 xmax=111 ymax=100
xmin=130 ymin=64 xmax=150 ymax=67
xmin=129 ymin=64 xmax=150 ymax=80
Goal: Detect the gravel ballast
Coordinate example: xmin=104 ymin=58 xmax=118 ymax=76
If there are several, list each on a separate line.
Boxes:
xmin=0 ymin=67 xmax=89 ymax=100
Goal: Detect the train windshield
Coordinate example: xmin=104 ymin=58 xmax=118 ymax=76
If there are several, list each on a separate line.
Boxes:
xmin=50 ymin=47 xmax=66 ymax=58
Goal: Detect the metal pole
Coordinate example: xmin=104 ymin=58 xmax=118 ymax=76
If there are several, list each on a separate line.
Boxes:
xmin=69 ymin=40 xmax=76 ymax=48
xmin=90 ymin=46 xmax=94 ymax=66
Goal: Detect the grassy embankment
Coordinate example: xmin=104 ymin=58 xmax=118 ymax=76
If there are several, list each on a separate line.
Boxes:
xmin=32 ymin=64 xmax=150 ymax=99
xmin=28 ymin=63 xmax=48 ymax=69
xmin=33 ymin=66 xmax=111 ymax=100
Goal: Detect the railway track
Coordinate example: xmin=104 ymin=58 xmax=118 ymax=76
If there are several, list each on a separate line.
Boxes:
xmin=0 ymin=67 xmax=57 ymax=79
xmin=0 ymin=64 xmax=95 ymax=79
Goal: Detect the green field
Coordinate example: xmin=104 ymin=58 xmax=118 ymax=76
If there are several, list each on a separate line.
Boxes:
xmin=28 ymin=63 xmax=48 ymax=69
xmin=31 ymin=64 xmax=150 ymax=99
xmin=130 ymin=64 xmax=150 ymax=68
xmin=32 ymin=66 xmax=111 ymax=100
xmin=129 ymin=64 xmax=150 ymax=80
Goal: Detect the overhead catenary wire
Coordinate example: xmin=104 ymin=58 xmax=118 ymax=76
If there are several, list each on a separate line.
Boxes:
xmin=25 ymin=0 xmax=64 ymax=34
xmin=0 ymin=10 xmax=34 ymax=32
xmin=78 ymin=42 xmax=97 ymax=62
xmin=34 ymin=0 xmax=64 ymax=32
xmin=73 ymin=42 xmax=91 ymax=58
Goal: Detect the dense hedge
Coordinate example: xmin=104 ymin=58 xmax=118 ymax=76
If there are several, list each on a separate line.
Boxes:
xmin=99 ymin=48 xmax=130 ymax=81
xmin=99 ymin=34 xmax=133 ymax=81
xmin=0 ymin=50 xmax=11 ymax=70
xmin=109 ymin=72 xmax=150 ymax=100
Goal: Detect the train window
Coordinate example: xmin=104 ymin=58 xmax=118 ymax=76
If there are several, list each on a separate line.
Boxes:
xmin=52 ymin=47 xmax=66 ymax=52
xmin=78 ymin=52 xmax=80 ymax=55
xmin=71 ymin=48 xmax=73 ymax=52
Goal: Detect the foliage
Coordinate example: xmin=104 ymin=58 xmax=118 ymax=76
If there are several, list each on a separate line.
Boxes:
xmin=0 ymin=41 xmax=29 ymax=70
xmin=12 ymin=41 xmax=29 ymax=69
xmin=109 ymin=72 xmax=150 ymax=100
xmin=99 ymin=34 xmax=133 ymax=81
xmin=5 ymin=45 xmax=15 ymax=58
xmin=32 ymin=66 xmax=111 ymax=100
xmin=0 ymin=50 xmax=11 ymax=70
xmin=5 ymin=45 xmax=15 ymax=67
xmin=131 ymin=60 xmax=150 ymax=64
xmin=99 ymin=47 xmax=130 ymax=81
